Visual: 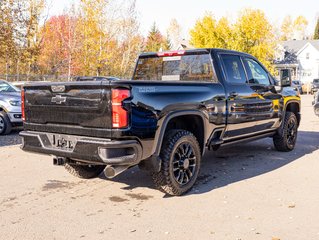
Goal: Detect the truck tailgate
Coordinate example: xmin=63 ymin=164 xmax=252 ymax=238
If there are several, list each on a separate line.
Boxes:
xmin=23 ymin=81 xmax=112 ymax=138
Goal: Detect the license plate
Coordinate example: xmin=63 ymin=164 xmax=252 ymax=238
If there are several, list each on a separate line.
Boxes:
xmin=49 ymin=134 xmax=75 ymax=151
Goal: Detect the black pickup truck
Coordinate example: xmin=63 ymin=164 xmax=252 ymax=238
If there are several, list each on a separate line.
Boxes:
xmin=20 ymin=49 xmax=301 ymax=195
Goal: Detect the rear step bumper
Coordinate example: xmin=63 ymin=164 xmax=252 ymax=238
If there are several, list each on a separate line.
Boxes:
xmin=20 ymin=131 xmax=142 ymax=165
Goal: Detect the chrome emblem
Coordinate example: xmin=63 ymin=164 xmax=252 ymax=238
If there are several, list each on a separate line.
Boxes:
xmin=51 ymin=85 xmax=66 ymax=92
xmin=51 ymin=95 xmax=66 ymax=104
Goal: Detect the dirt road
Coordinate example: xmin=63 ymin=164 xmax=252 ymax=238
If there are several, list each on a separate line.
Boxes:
xmin=1 ymin=95 xmax=319 ymax=240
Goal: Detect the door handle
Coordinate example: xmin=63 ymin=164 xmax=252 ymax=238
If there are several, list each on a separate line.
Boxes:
xmin=229 ymin=92 xmax=238 ymax=98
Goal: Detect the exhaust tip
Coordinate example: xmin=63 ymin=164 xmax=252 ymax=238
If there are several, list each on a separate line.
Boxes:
xmin=104 ymin=165 xmax=129 ymax=179
xmin=104 ymin=166 xmax=116 ymax=178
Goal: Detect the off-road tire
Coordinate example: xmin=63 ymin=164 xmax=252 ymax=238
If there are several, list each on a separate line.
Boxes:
xmin=152 ymin=130 xmax=201 ymax=196
xmin=0 ymin=111 xmax=12 ymax=135
xmin=273 ymin=111 xmax=298 ymax=152
xmin=65 ymin=163 xmax=105 ymax=179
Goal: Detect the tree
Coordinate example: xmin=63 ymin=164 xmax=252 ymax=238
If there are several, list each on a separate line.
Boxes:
xmin=280 ymin=16 xmax=293 ymax=41
xmin=39 ymin=9 xmax=82 ymax=79
xmin=79 ymin=0 xmax=109 ymax=76
xmin=314 ymin=18 xmax=319 ymax=39
xmin=293 ymin=16 xmax=308 ymax=40
xmin=0 ymin=0 xmax=17 ymax=79
xmin=144 ymin=23 xmax=164 ymax=52
xmin=234 ymin=9 xmax=276 ymax=70
xmin=0 ymin=0 xmax=48 ymax=80
xmin=114 ymin=0 xmax=143 ymax=78
xmin=189 ymin=14 xmax=233 ymax=49
xmin=189 ymin=9 xmax=276 ymax=71
xmin=167 ymin=19 xmax=182 ymax=50
xmin=162 ymin=35 xmax=172 ymax=51
xmin=21 ymin=0 xmax=47 ymax=79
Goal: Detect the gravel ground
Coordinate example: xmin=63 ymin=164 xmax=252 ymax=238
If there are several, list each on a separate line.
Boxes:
xmin=0 ymin=130 xmax=22 ymax=147
xmin=0 ymin=95 xmax=319 ymax=240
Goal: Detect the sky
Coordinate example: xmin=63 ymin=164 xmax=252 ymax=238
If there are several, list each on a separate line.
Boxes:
xmin=51 ymin=0 xmax=319 ymax=38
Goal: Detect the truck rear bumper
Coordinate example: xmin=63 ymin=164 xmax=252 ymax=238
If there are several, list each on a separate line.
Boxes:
xmin=20 ymin=131 xmax=142 ymax=166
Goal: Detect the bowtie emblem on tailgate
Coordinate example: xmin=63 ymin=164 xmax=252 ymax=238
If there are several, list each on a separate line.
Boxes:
xmin=51 ymin=95 xmax=66 ymax=104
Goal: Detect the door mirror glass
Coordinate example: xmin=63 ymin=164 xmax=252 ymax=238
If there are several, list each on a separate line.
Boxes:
xmin=279 ymin=69 xmax=291 ymax=87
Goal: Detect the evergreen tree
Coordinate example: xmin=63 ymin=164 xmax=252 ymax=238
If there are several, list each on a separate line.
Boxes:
xmin=162 ymin=35 xmax=172 ymax=51
xmin=144 ymin=23 xmax=163 ymax=52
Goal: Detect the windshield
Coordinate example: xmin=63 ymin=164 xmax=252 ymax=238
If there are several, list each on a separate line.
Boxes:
xmin=0 ymin=81 xmax=19 ymax=93
xmin=133 ymin=54 xmax=214 ymax=81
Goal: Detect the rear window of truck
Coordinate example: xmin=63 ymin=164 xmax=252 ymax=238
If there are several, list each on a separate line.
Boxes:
xmin=133 ymin=54 xmax=215 ymax=82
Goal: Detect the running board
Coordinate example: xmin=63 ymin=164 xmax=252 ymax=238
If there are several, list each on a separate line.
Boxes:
xmin=221 ymin=131 xmax=276 ymax=147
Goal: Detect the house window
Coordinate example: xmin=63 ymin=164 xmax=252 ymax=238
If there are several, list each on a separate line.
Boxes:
xmin=306 ymin=53 xmax=310 ymax=59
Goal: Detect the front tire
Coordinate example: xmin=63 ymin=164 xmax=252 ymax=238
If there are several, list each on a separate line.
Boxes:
xmin=0 ymin=112 xmax=12 ymax=135
xmin=152 ymin=130 xmax=201 ymax=196
xmin=273 ymin=112 xmax=298 ymax=152
xmin=65 ymin=163 xmax=105 ymax=179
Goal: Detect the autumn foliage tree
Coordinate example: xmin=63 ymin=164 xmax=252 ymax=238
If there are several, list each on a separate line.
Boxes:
xmin=39 ymin=11 xmax=82 ymax=79
xmin=144 ymin=23 xmax=171 ymax=52
xmin=0 ymin=0 xmax=17 ymax=78
xmin=38 ymin=0 xmax=142 ymax=79
xmin=190 ymin=9 xmax=276 ymax=70
xmin=280 ymin=15 xmax=308 ymax=40
xmin=190 ymin=15 xmax=233 ymax=49
xmin=234 ymin=9 xmax=275 ymax=70
xmin=0 ymin=3 xmax=312 ymax=81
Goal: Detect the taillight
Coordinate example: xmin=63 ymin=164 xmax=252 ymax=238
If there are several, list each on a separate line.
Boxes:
xmin=21 ymin=90 xmax=25 ymax=121
xmin=157 ymin=50 xmax=185 ymax=57
xmin=111 ymin=89 xmax=130 ymax=128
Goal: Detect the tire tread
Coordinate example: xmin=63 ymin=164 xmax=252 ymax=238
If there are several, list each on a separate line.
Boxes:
xmin=64 ymin=163 xmax=105 ymax=179
xmin=152 ymin=129 xmax=201 ymax=196
xmin=273 ymin=111 xmax=298 ymax=152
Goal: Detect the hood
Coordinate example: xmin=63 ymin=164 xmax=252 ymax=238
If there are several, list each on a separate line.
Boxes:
xmin=0 ymin=91 xmax=21 ymax=101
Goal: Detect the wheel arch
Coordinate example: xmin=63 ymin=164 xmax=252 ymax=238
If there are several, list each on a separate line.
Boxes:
xmin=285 ymin=100 xmax=301 ymax=125
xmin=152 ymin=110 xmax=208 ymax=157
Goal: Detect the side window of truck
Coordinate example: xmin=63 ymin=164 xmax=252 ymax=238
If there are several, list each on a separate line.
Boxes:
xmin=220 ymin=55 xmax=247 ymax=84
xmin=243 ymin=58 xmax=270 ymax=85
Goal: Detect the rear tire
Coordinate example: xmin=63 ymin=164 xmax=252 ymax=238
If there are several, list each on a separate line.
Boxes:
xmin=152 ymin=130 xmax=201 ymax=196
xmin=0 ymin=112 xmax=12 ymax=135
xmin=65 ymin=163 xmax=105 ymax=179
xmin=273 ymin=112 xmax=298 ymax=152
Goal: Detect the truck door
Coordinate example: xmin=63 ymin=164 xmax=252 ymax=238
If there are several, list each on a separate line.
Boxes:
xmin=220 ymin=54 xmax=279 ymax=140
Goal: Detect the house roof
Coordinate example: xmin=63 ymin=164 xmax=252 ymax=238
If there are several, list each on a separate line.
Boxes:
xmin=282 ymin=40 xmax=319 ymax=53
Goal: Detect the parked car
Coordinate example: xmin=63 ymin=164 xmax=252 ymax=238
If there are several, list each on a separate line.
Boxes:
xmin=11 ymin=81 xmax=26 ymax=90
xmin=311 ymin=79 xmax=319 ymax=94
xmin=0 ymin=80 xmax=23 ymax=135
xmin=291 ymin=80 xmax=303 ymax=94
xmin=312 ymin=91 xmax=319 ymax=116
xmin=20 ymin=49 xmax=301 ymax=195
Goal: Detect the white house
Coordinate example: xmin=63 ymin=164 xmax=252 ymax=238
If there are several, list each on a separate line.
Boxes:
xmin=274 ymin=40 xmax=319 ymax=83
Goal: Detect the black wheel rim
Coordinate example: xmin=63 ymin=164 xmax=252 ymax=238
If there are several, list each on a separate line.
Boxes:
xmin=172 ymin=142 xmax=196 ymax=185
xmin=0 ymin=116 xmax=5 ymax=134
xmin=287 ymin=118 xmax=297 ymax=146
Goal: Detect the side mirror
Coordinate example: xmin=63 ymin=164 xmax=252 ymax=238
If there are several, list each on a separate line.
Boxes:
xmin=280 ymin=76 xmax=291 ymax=87
xmin=279 ymin=69 xmax=291 ymax=87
